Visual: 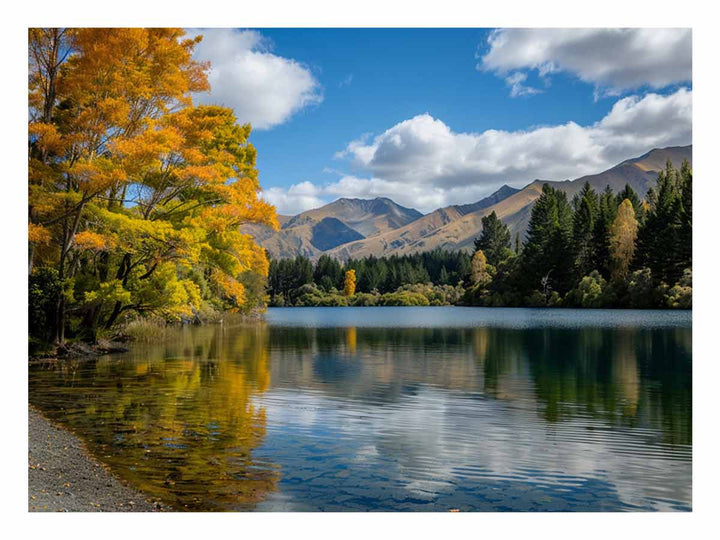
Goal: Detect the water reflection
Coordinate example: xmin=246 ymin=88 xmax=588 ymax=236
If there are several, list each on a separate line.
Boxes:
xmin=29 ymin=325 xmax=279 ymax=510
xmin=29 ymin=308 xmax=691 ymax=511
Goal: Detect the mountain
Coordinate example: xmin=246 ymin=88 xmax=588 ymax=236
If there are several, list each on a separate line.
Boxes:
xmin=309 ymin=217 xmax=365 ymax=251
xmin=284 ymin=197 xmax=423 ymax=237
xmin=326 ymin=145 xmax=692 ymax=260
xmin=242 ymin=197 xmax=423 ymax=259
xmin=326 ymin=184 xmax=533 ymax=260
xmin=246 ymin=145 xmax=691 ymax=261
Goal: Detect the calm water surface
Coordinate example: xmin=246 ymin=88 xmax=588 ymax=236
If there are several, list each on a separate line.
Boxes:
xmin=29 ymin=307 xmax=692 ymax=511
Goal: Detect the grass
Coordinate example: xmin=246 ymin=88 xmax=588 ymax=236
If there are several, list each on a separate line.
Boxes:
xmin=119 ymin=317 xmax=169 ymax=343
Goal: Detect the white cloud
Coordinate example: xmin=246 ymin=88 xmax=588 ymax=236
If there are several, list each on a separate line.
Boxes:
xmin=267 ymin=88 xmax=691 ymax=215
xmin=479 ymin=28 xmax=691 ymax=97
xmin=505 ymin=72 xmax=541 ymax=98
xmin=189 ymin=29 xmax=323 ymax=130
xmin=263 ymin=182 xmax=327 ymax=215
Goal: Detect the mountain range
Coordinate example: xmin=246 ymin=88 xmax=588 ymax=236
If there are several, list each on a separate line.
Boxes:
xmin=245 ymin=145 xmax=692 ymax=261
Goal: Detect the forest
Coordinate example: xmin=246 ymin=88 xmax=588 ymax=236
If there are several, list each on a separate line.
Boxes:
xmin=28 ymin=28 xmax=278 ymax=348
xmin=268 ymin=159 xmax=692 ymax=310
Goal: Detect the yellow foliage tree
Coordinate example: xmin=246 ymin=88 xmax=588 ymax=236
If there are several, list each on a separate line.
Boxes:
xmin=28 ymin=28 xmax=278 ymax=342
xmin=343 ymin=269 xmax=356 ymax=297
xmin=609 ymin=199 xmax=639 ymax=282
xmin=471 ymin=250 xmax=492 ymax=287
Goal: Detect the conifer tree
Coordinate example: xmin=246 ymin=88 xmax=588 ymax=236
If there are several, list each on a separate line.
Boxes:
xmin=474 ymin=211 xmax=512 ymax=267
xmin=571 ymin=182 xmax=599 ymax=281
xmin=520 ymin=184 xmax=574 ymax=295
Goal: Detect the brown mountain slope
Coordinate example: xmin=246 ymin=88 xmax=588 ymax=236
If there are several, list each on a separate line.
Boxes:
xmin=283 ymin=197 xmax=422 ymax=237
xmin=328 ymin=184 xmax=541 ymax=260
xmin=242 ymin=197 xmax=422 ymax=259
xmin=327 ymin=185 xmax=520 ymax=260
xmin=327 ymin=145 xmax=691 ymax=260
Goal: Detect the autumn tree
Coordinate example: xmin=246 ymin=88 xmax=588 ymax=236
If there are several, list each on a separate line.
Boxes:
xmin=29 ymin=28 xmax=278 ymax=342
xmin=343 ymin=269 xmax=356 ymax=296
xmin=609 ymin=199 xmax=639 ymax=282
xmin=470 ymin=250 xmax=492 ymax=288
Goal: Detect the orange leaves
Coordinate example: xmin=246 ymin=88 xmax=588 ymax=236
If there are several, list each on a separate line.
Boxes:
xmin=29 ymin=122 xmax=64 ymax=155
xmin=73 ymin=231 xmax=114 ymax=252
xmin=29 ymin=223 xmax=52 ymax=245
xmin=211 ymin=270 xmax=246 ymax=306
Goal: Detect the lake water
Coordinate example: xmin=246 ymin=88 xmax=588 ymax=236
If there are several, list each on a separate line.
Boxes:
xmin=28 ymin=307 xmax=692 ymax=511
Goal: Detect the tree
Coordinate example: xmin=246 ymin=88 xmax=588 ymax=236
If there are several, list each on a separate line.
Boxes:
xmin=29 ymin=29 xmax=278 ymax=341
xmin=520 ymin=184 xmax=573 ymax=295
xmin=636 ymin=160 xmax=684 ymax=284
xmin=314 ymin=254 xmax=343 ymax=291
xmin=608 ymin=199 xmax=639 ymax=282
xmin=474 ymin=211 xmax=511 ymax=267
xmin=590 ymin=186 xmax=617 ymax=278
xmin=571 ymin=182 xmax=598 ymax=280
xmin=343 ymin=269 xmax=356 ymax=296
xmin=616 ymin=184 xmax=644 ymax=222
xmin=470 ymin=250 xmax=492 ymax=288
xmin=678 ymin=160 xmax=692 ymax=270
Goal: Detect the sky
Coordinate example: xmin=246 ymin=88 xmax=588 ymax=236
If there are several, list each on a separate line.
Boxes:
xmin=187 ymin=28 xmax=692 ymax=215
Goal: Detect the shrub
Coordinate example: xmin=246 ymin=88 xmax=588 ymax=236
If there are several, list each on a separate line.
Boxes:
xmin=666 ymin=268 xmax=692 ymax=309
xmin=628 ymin=268 xmax=666 ymax=309
xmin=565 ymin=271 xmax=614 ymax=308
xmin=379 ymin=291 xmax=430 ymax=306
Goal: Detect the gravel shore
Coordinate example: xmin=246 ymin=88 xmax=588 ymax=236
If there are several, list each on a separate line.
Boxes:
xmin=28 ymin=406 xmax=167 ymax=512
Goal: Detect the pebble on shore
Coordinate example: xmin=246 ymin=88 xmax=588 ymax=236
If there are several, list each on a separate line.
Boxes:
xmin=28 ymin=406 xmax=167 ymax=512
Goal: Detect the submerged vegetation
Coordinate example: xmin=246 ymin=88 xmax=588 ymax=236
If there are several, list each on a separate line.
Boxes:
xmin=268 ymin=159 xmax=692 ymax=310
xmin=28 ymin=29 xmax=277 ymax=346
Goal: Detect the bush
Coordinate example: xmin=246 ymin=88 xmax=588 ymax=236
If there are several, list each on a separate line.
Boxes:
xmin=351 ymin=293 xmax=380 ymax=306
xmin=379 ymin=291 xmax=430 ymax=306
xmin=628 ymin=268 xmax=666 ymax=309
xmin=666 ymin=268 xmax=692 ymax=309
xmin=565 ymin=271 xmax=614 ymax=308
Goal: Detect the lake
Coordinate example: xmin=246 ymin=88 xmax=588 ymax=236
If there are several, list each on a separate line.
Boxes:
xmin=28 ymin=307 xmax=692 ymax=511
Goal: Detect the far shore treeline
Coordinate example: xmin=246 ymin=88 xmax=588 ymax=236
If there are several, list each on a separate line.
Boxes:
xmin=268 ymin=160 xmax=692 ymax=311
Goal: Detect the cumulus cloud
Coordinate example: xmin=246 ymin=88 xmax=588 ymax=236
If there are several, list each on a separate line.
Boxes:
xmin=189 ymin=28 xmax=323 ymax=130
xmin=262 ymin=182 xmax=327 ymax=215
xmin=266 ymin=88 xmax=691 ymax=215
xmin=479 ymin=28 xmax=691 ymax=97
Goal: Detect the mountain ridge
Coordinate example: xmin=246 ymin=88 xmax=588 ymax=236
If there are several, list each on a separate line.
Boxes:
xmin=247 ymin=145 xmax=691 ymax=261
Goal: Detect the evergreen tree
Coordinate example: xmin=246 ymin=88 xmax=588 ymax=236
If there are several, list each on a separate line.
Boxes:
xmin=571 ymin=182 xmax=599 ymax=281
xmin=590 ymin=186 xmax=617 ymax=278
xmin=474 ymin=211 xmax=511 ymax=267
xmin=520 ymin=184 xmax=574 ymax=295
xmin=678 ymin=159 xmax=692 ymax=271
xmin=314 ymin=254 xmax=343 ymax=291
xmin=636 ymin=160 xmax=684 ymax=284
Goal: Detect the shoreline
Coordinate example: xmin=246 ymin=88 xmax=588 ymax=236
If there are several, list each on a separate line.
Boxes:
xmin=28 ymin=406 xmax=167 ymax=512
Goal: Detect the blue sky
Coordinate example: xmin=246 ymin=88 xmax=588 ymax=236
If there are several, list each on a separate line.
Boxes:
xmin=190 ymin=28 xmax=692 ymax=214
